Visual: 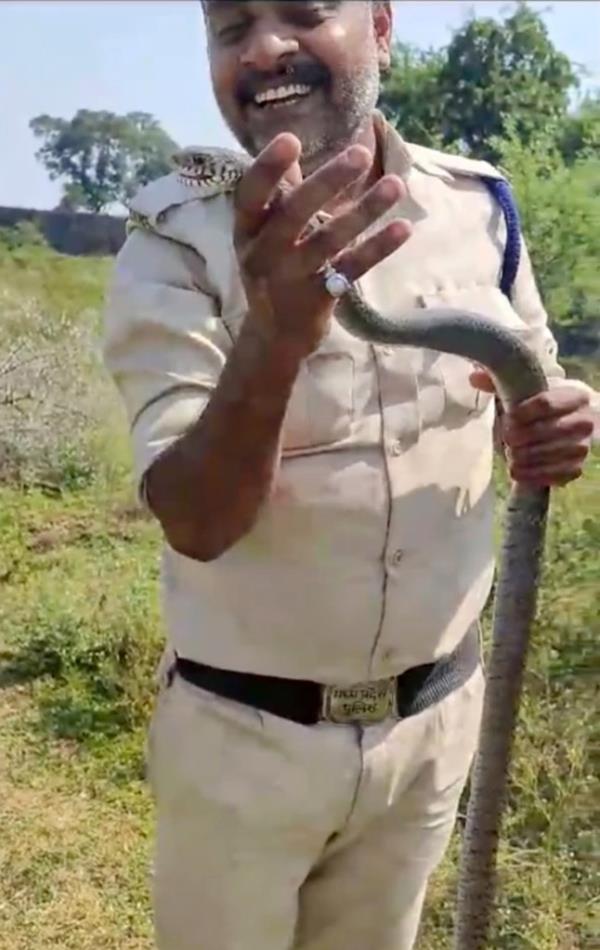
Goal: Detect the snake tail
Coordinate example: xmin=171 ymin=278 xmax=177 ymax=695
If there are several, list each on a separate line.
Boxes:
xmin=454 ymin=484 xmax=549 ymax=948
xmin=335 ymin=300 xmax=550 ymax=949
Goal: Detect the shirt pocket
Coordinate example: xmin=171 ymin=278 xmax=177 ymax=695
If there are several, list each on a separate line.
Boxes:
xmin=418 ymin=285 xmax=530 ymax=420
xmin=281 ymin=343 xmax=355 ymax=453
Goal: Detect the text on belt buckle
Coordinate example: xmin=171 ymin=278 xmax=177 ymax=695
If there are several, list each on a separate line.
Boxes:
xmin=321 ymin=677 xmax=398 ymax=724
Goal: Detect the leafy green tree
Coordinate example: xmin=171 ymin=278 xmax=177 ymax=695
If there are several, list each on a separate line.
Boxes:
xmin=557 ymin=93 xmax=600 ymax=164
xmin=379 ymin=44 xmax=447 ymax=150
xmin=379 ymin=4 xmax=578 ymax=162
xmin=493 ymin=123 xmax=600 ymax=328
xmin=30 ymin=110 xmax=178 ymax=213
xmin=438 ymin=4 xmax=576 ymax=160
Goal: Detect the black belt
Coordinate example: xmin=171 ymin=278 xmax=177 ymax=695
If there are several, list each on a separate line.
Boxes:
xmin=174 ymin=627 xmax=480 ymax=727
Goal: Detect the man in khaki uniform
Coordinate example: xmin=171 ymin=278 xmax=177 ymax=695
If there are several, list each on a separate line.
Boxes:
xmin=103 ymin=3 xmax=597 ymax=948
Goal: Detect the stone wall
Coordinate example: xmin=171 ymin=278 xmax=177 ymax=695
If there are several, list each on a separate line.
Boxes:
xmin=0 ymin=206 xmax=127 ymax=256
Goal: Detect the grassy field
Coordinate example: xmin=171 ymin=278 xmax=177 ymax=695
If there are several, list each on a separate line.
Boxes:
xmin=0 ymin=237 xmax=597 ymax=948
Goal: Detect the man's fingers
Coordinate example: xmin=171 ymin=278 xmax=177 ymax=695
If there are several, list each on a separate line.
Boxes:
xmin=247 ymin=145 xmax=378 ymax=263
xmin=272 ymin=146 xmax=373 ymax=240
xmin=510 ymin=387 xmax=589 ymax=425
xmin=510 ymin=459 xmax=586 ymax=487
xmin=469 ymin=369 xmax=497 ymax=393
xmin=234 ymin=134 xmax=302 ymax=240
xmin=333 ymin=218 xmax=412 ymax=282
xmin=509 ymin=437 xmax=590 ymax=466
xmin=295 ymin=175 xmax=405 ymax=275
xmin=503 ymin=409 xmax=594 ymax=448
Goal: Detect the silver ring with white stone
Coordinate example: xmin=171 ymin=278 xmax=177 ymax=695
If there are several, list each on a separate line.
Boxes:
xmin=321 ymin=262 xmax=352 ymax=299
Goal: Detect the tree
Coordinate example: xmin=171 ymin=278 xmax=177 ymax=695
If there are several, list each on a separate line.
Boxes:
xmin=379 ymin=44 xmax=448 ymax=150
xmin=379 ymin=3 xmax=578 ymax=162
xmin=30 ymin=110 xmax=179 ymax=213
xmin=492 ymin=122 xmax=600 ymax=329
xmin=556 ymin=93 xmax=600 ymax=165
xmin=437 ymin=3 xmax=577 ymax=161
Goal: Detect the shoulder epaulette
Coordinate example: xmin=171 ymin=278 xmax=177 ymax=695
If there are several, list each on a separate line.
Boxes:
xmin=126 ymin=145 xmax=244 ymax=233
xmin=407 ymin=142 xmax=507 ymax=183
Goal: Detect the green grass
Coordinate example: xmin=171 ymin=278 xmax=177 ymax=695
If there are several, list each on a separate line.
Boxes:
xmin=0 ymin=235 xmax=111 ymax=325
xmin=0 ymin=481 xmax=161 ymax=950
xmin=0 ymin=238 xmax=597 ymax=948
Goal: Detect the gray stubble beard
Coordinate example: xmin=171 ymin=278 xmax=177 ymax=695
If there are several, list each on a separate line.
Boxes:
xmin=298 ymin=62 xmax=381 ymax=175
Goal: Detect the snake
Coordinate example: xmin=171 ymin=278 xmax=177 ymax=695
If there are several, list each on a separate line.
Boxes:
xmin=144 ymin=146 xmax=551 ymax=948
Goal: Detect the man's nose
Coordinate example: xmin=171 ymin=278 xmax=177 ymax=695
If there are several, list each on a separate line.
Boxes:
xmin=240 ymin=27 xmax=300 ymax=74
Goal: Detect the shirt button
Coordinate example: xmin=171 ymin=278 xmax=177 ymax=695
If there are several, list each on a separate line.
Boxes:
xmin=389 ymin=549 xmax=404 ymax=567
xmin=390 ymin=440 xmax=403 ymax=456
xmin=380 ymin=346 xmax=393 ymax=356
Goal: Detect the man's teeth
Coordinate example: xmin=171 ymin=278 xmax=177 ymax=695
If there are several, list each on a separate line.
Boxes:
xmin=254 ymin=84 xmax=312 ymax=105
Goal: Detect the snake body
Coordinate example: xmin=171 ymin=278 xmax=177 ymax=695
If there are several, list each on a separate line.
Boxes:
xmin=169 ymin=148 xmax=551 ymax=948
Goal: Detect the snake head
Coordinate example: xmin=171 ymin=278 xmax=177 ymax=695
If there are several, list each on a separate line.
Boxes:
xmin=172 ymin=146 xmax=251 ymax=187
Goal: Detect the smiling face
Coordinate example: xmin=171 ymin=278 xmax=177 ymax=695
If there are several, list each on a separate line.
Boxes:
xmin=203 ymin=1 xmax=393 ymax=172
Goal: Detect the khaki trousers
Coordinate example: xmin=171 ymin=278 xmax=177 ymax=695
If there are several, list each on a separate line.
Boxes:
xmin=146 ymin=659 xmax=484 ymax=950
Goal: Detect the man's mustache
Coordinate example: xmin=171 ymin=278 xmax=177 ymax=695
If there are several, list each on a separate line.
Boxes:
xmin=236 ymin=60 xmax=331 ymax=104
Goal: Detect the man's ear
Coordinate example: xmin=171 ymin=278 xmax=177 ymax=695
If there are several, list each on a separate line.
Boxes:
xmin=372 ymin=2 xmax=393 ymax=73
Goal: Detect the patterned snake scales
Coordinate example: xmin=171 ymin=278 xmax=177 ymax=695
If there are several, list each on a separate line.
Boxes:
xmin=174 ymin=148 xmax=551 ymax=949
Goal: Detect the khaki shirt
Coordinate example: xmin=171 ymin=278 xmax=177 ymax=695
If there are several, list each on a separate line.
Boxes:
xmin=103 ymin=112 xmax=598 ymax=685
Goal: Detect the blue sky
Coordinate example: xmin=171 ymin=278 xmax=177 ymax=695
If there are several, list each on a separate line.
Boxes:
xmin=1 ymin=1 xmax=598 ymax=210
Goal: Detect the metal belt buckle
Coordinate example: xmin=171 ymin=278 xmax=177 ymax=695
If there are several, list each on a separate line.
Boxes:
xmin=321 ymin=676 xmax=398 ymax=725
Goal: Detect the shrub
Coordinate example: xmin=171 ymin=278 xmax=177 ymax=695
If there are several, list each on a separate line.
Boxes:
xmin=0 ymin=289 xmax=129 ymax=489
xmin=0 ymin=220 xmax=48 ymax=250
